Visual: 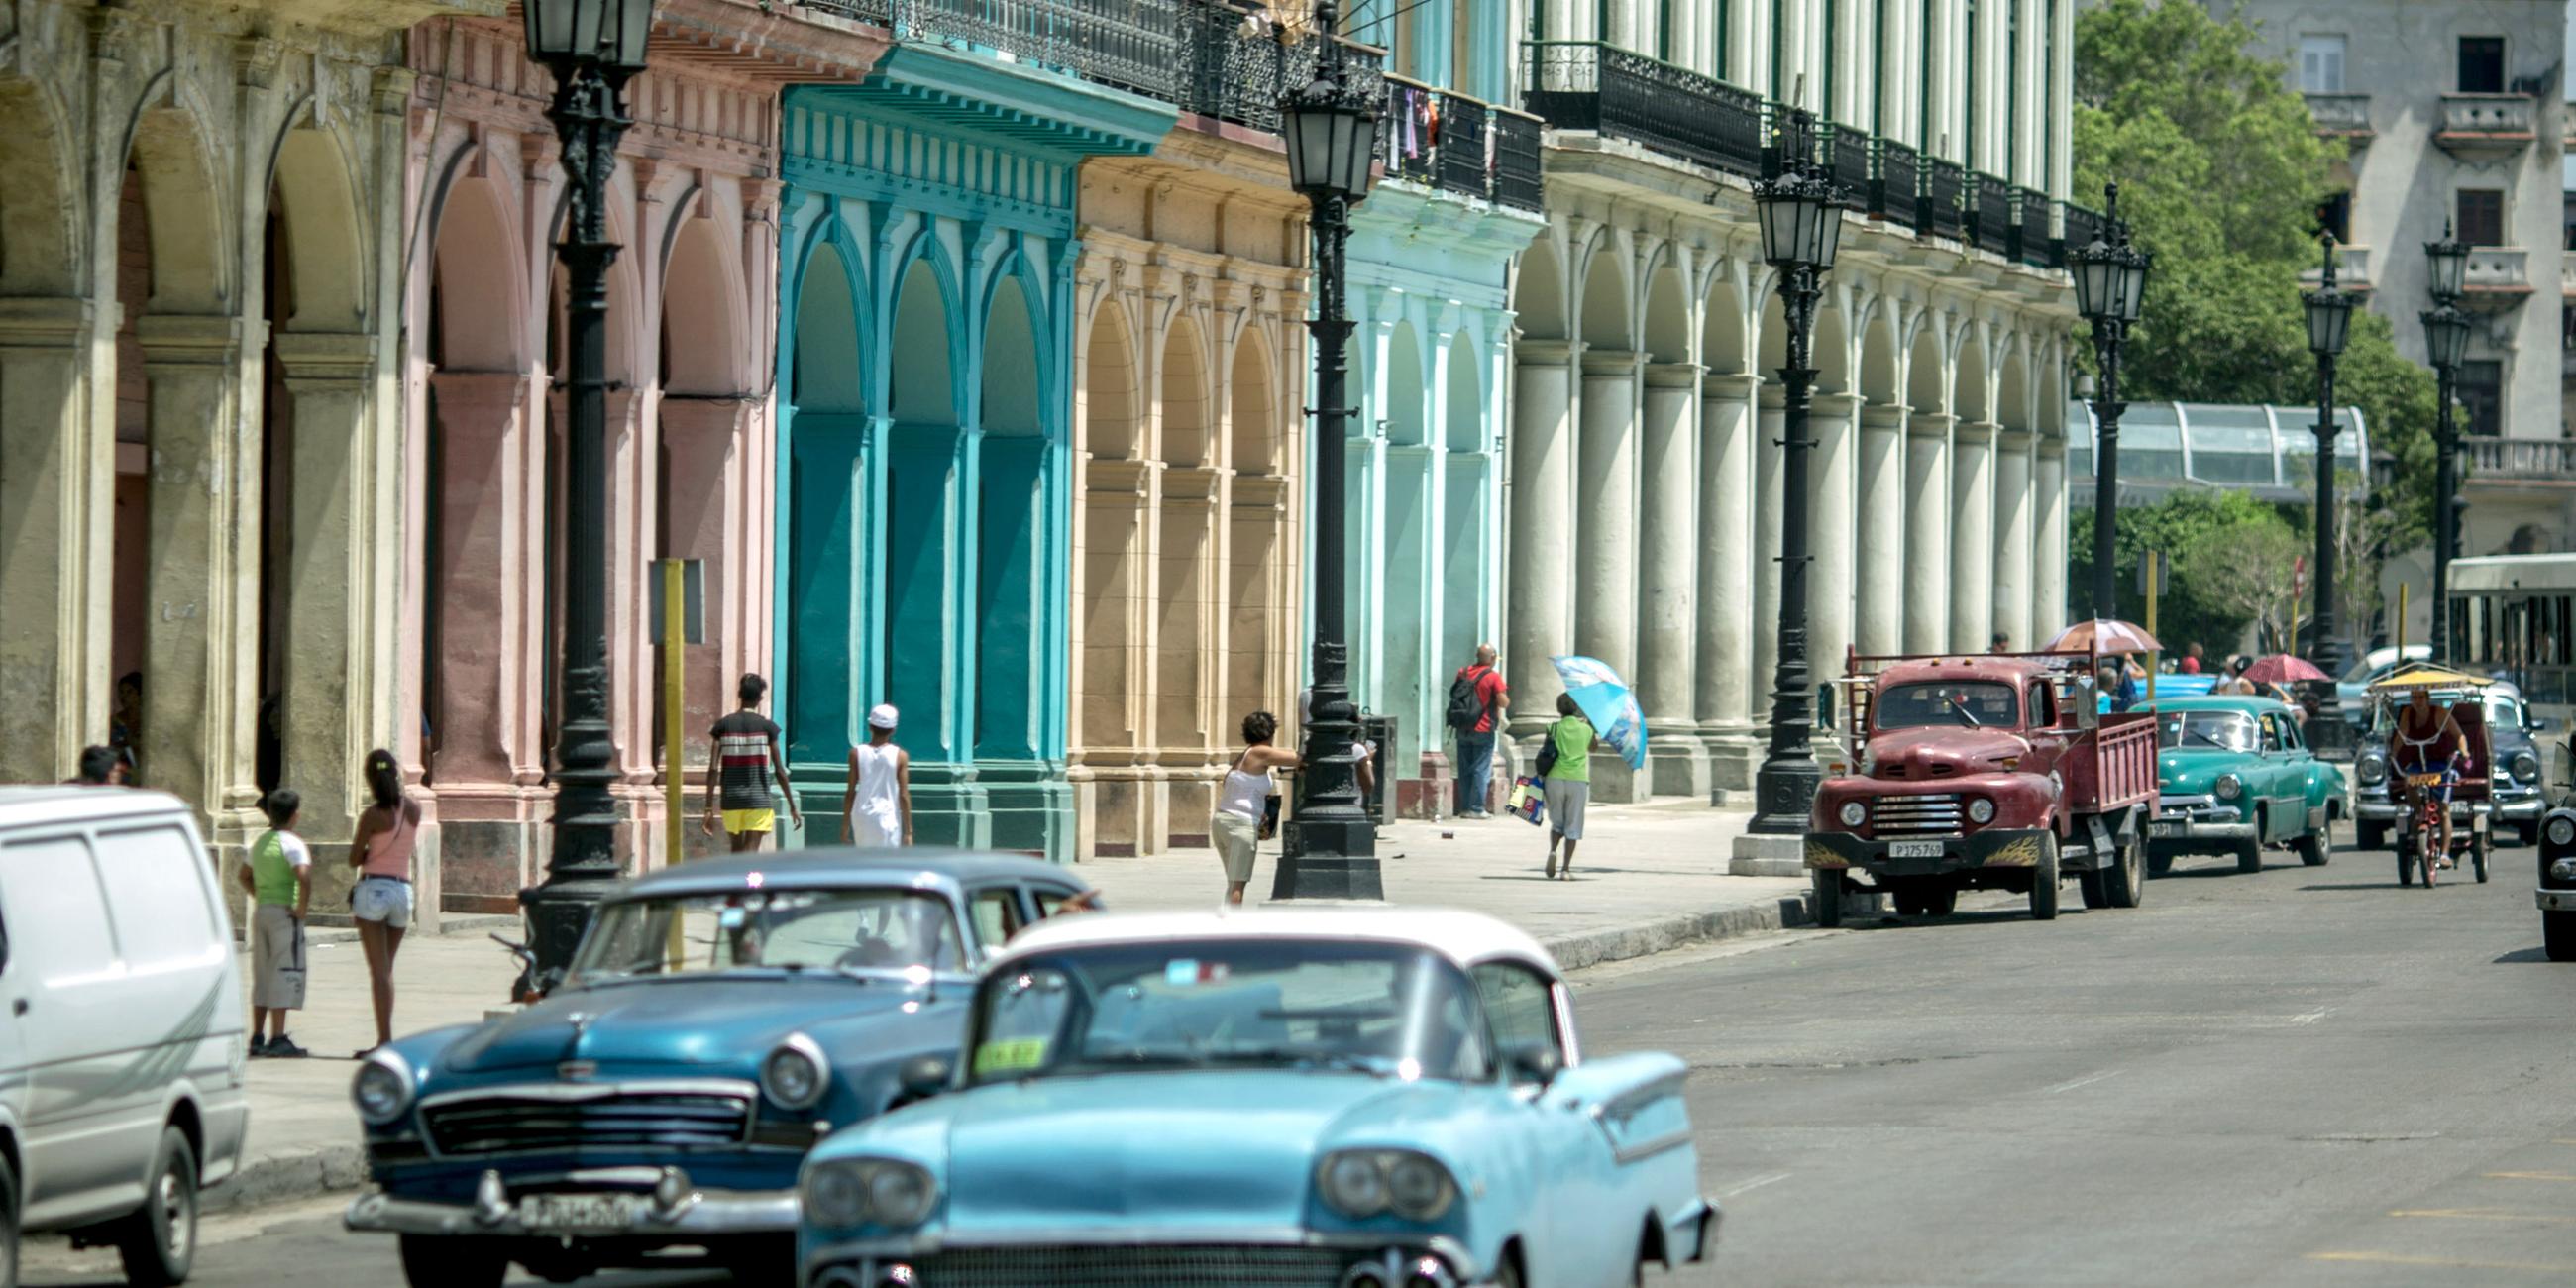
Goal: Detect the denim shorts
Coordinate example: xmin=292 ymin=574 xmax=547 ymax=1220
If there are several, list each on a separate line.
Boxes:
xmin=353 ymin=875 xmax=413 ymax=928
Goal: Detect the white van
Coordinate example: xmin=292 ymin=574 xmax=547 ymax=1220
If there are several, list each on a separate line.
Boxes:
xmin=0 ymin=788 xmax=248 ymax=1287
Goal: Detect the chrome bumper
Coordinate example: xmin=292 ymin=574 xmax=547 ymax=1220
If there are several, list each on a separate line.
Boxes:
xmin=2536 ymin=889 xmax=2576 ymax=912
xmin=345 ymin=1178 xmax=796 ymax=1238
xmin=806 ymin=1232 xmax=1488 ymax=1286
xmin=2147 ymin=818 xmax=2254 ymax=844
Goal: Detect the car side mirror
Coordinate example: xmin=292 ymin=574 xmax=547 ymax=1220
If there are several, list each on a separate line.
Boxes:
xmin=1501 ymin=1041 xmax=1562 ymax=1090
xmin=897 ymin=1055 xmax=954 ymax=1103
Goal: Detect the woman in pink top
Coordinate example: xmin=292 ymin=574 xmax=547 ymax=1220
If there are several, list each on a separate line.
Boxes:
xmin=347 ymin=749 xmax=420 ymax=1055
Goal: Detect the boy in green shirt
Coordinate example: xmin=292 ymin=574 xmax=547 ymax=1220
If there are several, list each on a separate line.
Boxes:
xmin=236 ymin=790 xmax=312 ymax=1057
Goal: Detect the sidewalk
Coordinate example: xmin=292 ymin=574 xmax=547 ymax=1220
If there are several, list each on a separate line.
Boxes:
xmin=212 ymin=802 xmax=1817 ymax=1215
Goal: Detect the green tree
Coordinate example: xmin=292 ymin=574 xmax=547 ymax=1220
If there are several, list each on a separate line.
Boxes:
xmin=2070 ymin=489 xmax=2304 ymax=656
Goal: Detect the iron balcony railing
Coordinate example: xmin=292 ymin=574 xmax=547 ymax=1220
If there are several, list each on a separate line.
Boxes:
xmin=879 ymin=0 xmax=1180 ymax=99
xmin=1172 ymin=0 xmax=1383 ymax=133
xmin=2013 ymin=187 xmax=2052 ymax=268
xmin=1968 ymin=173 xmax=2012 ymax=255
xmin=1522 ymin=40 xmax=1765 ymax=180
xmin=1871 ymin=138 xmax=1918 ymax=229
xmin=1493 ymin=108 xmax=1544 ymax=212
xmin=1380 ymin=76 xmax=1511 ymax=205
xmin=800 ymin=0 xmax=896 ymax=22
xmin=1919 ymin=158 xmax=1965 ymax=240
xmin=1821 ymin=123 xmax=1870 ymax=207
xmin=2060 ymin=201 xmax=2104 ymax=267
xmin=1765 ymin=104 xmax=1818 ymax=179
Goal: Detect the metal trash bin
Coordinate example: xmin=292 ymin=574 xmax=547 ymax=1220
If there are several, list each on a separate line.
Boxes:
xmin=1361 ymin=715 xmax=1396 ymax=826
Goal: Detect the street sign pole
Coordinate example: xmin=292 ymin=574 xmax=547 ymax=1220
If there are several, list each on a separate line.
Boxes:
xmin=2140 ymin=550 xmax=2165 ymax=704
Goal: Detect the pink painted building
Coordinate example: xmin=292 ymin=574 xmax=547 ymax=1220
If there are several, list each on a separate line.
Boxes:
xmin=397 ymin=1 xmax=888 ymax=913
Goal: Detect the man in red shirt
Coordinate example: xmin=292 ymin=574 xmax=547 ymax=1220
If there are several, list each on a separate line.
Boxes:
xmin=2178 ymin=643 xmax=2204 ymax=675
xmin=1449 ymin=644 xmax=1511 ymax=818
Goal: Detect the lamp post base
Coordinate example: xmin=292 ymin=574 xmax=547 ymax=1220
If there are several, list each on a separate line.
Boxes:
xmin=1274 ymin=812 xmax=1383 ymax=900
xmin=519 ymin=871 xmax=620 ymax=989
xmin=1748 ymin=757 xmax=1823 ymax=835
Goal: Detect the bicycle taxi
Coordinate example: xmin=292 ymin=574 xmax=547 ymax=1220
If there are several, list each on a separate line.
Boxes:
xmin=2367 ymin=665 xmax=2497 ymax=887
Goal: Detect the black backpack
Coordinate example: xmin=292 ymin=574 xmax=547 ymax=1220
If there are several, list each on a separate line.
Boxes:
xmin=1446 ymin=669 xmax=1488 ymax=732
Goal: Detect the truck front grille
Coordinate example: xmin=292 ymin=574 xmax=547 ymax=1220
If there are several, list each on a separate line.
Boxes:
xmin=1874 ymin=793 xmax=1964 ymax=835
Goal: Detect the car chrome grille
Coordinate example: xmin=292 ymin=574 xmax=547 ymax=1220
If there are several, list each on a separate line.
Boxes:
xmin=902 ymin=1246 xmax=1352 ymax=1287
xmin=421 ymin=1085 xmax=754 ymax=1157
xmin=1873 ymin=793 xmax=1965 ymax=835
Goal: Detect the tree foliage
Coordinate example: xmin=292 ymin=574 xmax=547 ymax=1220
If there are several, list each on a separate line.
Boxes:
xmin=2070 ymin=489 xmax=2304 ymax=657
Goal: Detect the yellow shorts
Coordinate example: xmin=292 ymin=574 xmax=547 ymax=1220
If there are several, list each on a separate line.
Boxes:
xmin=721 ymin=808 xmax=775 ymax=835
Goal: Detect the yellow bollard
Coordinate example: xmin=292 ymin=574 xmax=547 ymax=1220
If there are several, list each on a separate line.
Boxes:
xmin=663 ymin=557 xmax=686 ymax=969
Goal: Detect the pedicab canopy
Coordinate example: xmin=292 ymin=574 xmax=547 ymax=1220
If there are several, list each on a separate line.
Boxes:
xmin=2366 ymin=665 xmax=2493 ymax=693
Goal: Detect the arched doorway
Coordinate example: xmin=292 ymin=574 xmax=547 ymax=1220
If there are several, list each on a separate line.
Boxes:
xmin=976 ymin=272 xmax=1045 ymax=760
xmin=783 ymin=236 xmax=866 ymax=775
xmin=1156 ymin=315 xmax=1214 ymax=755
xmin=882 ymin=256 xmax=959 ymax=774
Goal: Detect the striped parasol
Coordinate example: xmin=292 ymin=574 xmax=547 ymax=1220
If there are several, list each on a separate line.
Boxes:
xmin=2044 ymin=618 xmax=2163 ymax=657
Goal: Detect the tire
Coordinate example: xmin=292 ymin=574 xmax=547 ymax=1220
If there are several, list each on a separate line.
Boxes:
xmin=2103 ymin=835 xmax=2145 ymax=909
xmin=2546 ymin=911 xmax=2576 ymax=962
xmin=2079 ymin=866 xmax=2110 ymax=910
xmin=2296 ymin=817 xmax=2332 ymax=868
xmin=401 ymin=1235 xmax=509 ymax=1288
xmin=1921 ymin=884 xmax=1958 ymax=916
xmin=725 ymin=1240 xmax=798 ymax=1286
xmin=1495 ymin=1252 xmax=1525 ymax=1288
xmin=2 ymin=1148 xmax=19 ymax=1288
xmin=112 ymin=1126 xmax=197 ymax=1288
xmin=1810 ymin=867 xmax=1844 ymax=928
xmin=2235 ymin=837 xmax=2264 ymax=875
xmin=2397 ymin=836 xmax=2417 ymax=887
xmin=2029 ymin=833 xmax=2061 ymax=921
xmin=1891 ymin=881 xmax=1927 ymax=917
xmin=2356 ymin=820 xmax=2389 ymax=851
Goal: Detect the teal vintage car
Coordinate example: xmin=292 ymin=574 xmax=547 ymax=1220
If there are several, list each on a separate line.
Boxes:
xmin=2140 ymin=697 xmax=2348 ymax=875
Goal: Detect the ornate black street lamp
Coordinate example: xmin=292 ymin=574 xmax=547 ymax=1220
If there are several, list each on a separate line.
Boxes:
xmin=2068 ymin=182 xmax=2152 ymax=620
xmin=2302 ymin=233 xmax=2358 ymax=747
xmin=1746 ymin=154 xmax=1847 ymax=836
xmin=1274 ymin=1 xmax=1383 ymax=897
xmin=519 ymin=0 xmax=653 ymax=979
xmin=2421 ymin=224 xmax=2470 ymax=664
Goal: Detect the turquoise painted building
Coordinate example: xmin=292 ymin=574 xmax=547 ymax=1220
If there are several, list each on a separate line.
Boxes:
xmin=773 ymin=43 xmax=1174 ymax=858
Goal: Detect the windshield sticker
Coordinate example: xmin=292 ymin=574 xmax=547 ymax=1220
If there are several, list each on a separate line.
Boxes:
xmin=1162 ymin=959 xmax=1230 ymax=987
xmin=718 ymin=906 xmax=747 ymax=930
xmin=972 ymin=1037 xmax=1048 ymax=1075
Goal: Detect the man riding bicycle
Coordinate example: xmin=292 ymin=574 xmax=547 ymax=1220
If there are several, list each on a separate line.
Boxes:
xmin=2390 ymin=684 xmax=2471 ymax=866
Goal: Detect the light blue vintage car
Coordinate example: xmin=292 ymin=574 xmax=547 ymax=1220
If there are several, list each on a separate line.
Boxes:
xmin=796 ymin=908 xmax=1715 ymax=1288
xmin=341 ymin=850 xmax=1091 ymax=1287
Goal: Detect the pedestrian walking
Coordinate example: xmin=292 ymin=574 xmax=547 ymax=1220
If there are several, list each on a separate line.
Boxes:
xmin=347 ymin=748 xmax=420 ymax=1057
xmin=1214 ymin=710 xmax=1301 ymax=906
xmin=704 ymin=673 xmax=801 ymax=852
xmin=1542 ymin=693 xmax=1592 ymax=880
xmin=110 ymin=670 xmax=142 ymax=781
xmin=840 ymin=704 xmax=913 ymax=848
xmin=237 ymin=789 xmax=311 ymax=1058
xmin=1446 ymin=644 xmax=1509 ymax=818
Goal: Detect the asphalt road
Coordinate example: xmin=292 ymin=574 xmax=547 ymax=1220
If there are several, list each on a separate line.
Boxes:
xmin=20 ymin=840 xmax=2573 ymax=1287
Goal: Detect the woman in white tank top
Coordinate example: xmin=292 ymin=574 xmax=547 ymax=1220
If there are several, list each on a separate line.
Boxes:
xmin=1213 ymin=710 xmax=1302 ymax=905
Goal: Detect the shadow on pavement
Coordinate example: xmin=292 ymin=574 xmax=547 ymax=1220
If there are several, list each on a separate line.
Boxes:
xmin=2492 ymin=946 xmax=2554 ymax=963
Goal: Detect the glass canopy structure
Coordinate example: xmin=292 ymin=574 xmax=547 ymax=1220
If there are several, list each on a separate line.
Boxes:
xmin=2068 ymin=401 xmax=2371 ymax=506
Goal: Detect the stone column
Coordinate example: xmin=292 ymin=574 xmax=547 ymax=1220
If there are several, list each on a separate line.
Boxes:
xmin=1949 ymin=420 xmax=1997 ymax=653
xmin=661 ymin=396 xmax=759 ymax=770
xmin=1903 ymin=412 xmax=1955 ymax=654
xmin=1639 ymin=362 xmax=1706 ymax=796
xmin=1507 ymin=339 xmax=1578 ymax=741
xmin=1576 ymin=349 xmax=1642 ymax=801
xmin=1992 ymin=428 xmax=2036 ymax=652
xmin=1752 ymin=384 xmax=1785 ymax=735
xmin=0 ymin=297 xmax=102 ymax=783
xmin=1855 ymin=403 xmax=1907 ymax=657
xmin=1809 ymin=391 xmax=1861 ymax=694
xmin=2035 ymin=435 xmax=2070 ymax=637
xmin=1698 ymin=374 xmax=1761 ymax=794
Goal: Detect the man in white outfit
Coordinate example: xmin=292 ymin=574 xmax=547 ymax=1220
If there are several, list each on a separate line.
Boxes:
xmin=841 ymin=704 xmax=913 ymax=848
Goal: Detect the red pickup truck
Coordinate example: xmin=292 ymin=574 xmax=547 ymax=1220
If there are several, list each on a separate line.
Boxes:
xmin=1804 ymin=652 xmax=2160 ymax=922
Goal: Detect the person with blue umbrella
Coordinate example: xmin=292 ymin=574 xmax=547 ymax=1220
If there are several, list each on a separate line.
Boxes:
xmin=1542 ymin=692 xmax=1593 ymax=880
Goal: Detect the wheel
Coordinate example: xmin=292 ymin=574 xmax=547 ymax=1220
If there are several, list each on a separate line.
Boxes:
xmin=2397 ymin=833 xmax=2416 ymax=887
xmin=2296 ymin=817 xmax=2332 ymax=867
xmin=1810 ymin=867 xmax=1844 ymax=928
xmin=2546 ymin=911 xmax=2576 ymax=962
xmin=112 ymin=1126 xmax=197 ymax=1288
xmin=2356 ymin=820 xmax=2389 ymax=851
xmin=3 ymin=1147 xmax=19 ymax=1288
xmin=400 ymin=1235 xmax=509 ymax=1288
xmin=1495 ymin=1252 xmax=1525 ymax=1288
xmin=1921 ymin=884 xmax=1958 ymax=916
xmin=2235 ymin=837 xmax=2264 ymax=875
xmin=2473 ymin=833 xmax=2491 ymax=884
xmin=2028 ymin=833 xmax=2060 ymax=921
xmin=2079 ymin=866 xmax=2110 ymax=910
xmin=2103 ymin=835 xmax=2145 ymax=909
xmin=724 ymin=1240 xmax=798 ymax=1285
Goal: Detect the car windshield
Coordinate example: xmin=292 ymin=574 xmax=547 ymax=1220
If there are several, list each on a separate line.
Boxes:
xmin=2156 ymin=710 xmax=2258 ymax=752
xmin=2486 ymin=695 xmax=2524 ymax=727
xmin=967 ymin=938 xmax=1491 ymax=1085
xmin=568 ymin=888 xmax=964 ymax=986
xmin=1877 ymin=681 xmax=2019 ymax=730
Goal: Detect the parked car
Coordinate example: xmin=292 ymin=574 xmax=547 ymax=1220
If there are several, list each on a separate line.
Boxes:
xmin=2139 ymin=698 xmax=2346 ymax=875
xmin=796 ymin=908 xmax=1716 ymax=1288
xmin=0 ymin=788 xmax=250 ymax=1288
xmin=1806 ymin=651 xmax=2160 ymax=921
xmin=2535 ymin=807 xmax=2576 ymax=960
xmin=2334 ymin=644 xmax=2433 ymax=712
xmin=342 ymin=850 xmax=1094 ymax=1287
xmin=2353 ymin=682 xmax=2546 ymax=848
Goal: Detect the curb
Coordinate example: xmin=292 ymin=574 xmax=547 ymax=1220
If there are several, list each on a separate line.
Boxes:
xmin=208 ymin=1143 xmax=367 ymax=1216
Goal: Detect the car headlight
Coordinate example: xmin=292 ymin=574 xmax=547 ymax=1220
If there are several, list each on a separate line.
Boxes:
xmin=2549 ymin=815 xmax=2576 ymax=848
xmin=1318 ymin=1149 xmax=1455 ymax=1222
xmin=352 ymin=1051 xmax=414 ymax=1127
xmin=2356 ymin=756 xmax=2387 ymax=787
xmin=804 ymin=1158 xmax=937 ymax=1229
xmin=1838 ymin=800 xmax=1868 ymax=828
xmin=1967 ymin=797 xmax=1996 ymax=824
xmin=2512 ymin=751 xmax=2540 ymax=784
xmin=2214 ymin=774 xmax=2243 ymax=801
xmin=762 ymin=1033 xmax=829 ymax=1110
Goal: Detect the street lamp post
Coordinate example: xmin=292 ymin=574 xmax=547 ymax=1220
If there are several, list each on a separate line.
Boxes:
xmin=2302 ymin=234 xmax=2357 ymax=748
xmin=1746 ymin=155 xmax=1848 ymax=836
xmin=2421 ymin=224 xmax=2471 ymax=664
xmin=1273 ymin=1 xmax=1383 ymax=897
xmin=518 ymin=0 xmax=654 ymax=980
xmin=2068 ymin=182 xmax=2153 ymax=621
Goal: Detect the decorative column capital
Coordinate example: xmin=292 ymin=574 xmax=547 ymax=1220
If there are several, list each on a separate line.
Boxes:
xmin=1580 ymin=348 xmax=1645 ymax=378
xmin=1953 ymin=420 xmax=1999 ymax=446
xmin=1701 ymin=371 xmax=1761 ymax=398
xmin=1644 ymin=361 xmax=1704 ymax=389
xmin=1810 ymin=390 xmax=1866 ymax=417
xmin=1998 ymin=426 xmax=2039 ymax=451
xmin=1907 ymin=410 xmax=1956 ymax=438
xmin=0 ymin=297 xmax=95 ymax=349
xmin=271 ymin=332 xmax=377 ymax=387
xmin=1516 ymin=337 xmax=1579 ymax=367
xmin=2036 ymin=435 xmax=2070 ymax=460
xmin=134 ymin=315 xmax=249 ymax=369
xmin=1859 ymin=403 xmax=1908 ymax=431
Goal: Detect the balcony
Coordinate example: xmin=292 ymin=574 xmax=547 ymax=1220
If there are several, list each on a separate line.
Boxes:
xmin=2460 ymin=246 xmax=2532 ymax=311
xmin=1493 ymin=109 xmax=1544 ymax=211
xmin=2059 ymin=201 xmax=2104 ymax=266
xmin=1381 ymin=76 xmax=1536 ymax=211
xmin=864 ymin=0 xmax=1183 ymax=98
xmin=1870 ymin=139 xmax=1919 ymax=230
xmin=1521 ymin=40 xmax=1766 ymax=181
xmin=2297 ymin=243 xmax=2374 ymax=292
xmin=1919 ymin=158 xmax=1965 ymax=241
xmin=2464 ymin=435 xmax=2576 ymax=483
xmin=2012 ymin=187 xmax=2052 ymax=268
xmin=2304 ymin=92 xmax=2373 ymax=140
xmin=1822 ymin=124 xmax=1872 ymax=210
xmin=2435 ymin=92 xmax=2536 ymax=160
xmin=1966 ymin=173 xmax=2012 ymax=257
xmin=1172 ymin=0 xmax=1380 ymax=133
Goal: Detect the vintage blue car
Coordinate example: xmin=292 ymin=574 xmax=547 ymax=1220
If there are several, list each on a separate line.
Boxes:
xmin=341 ymin=850 xmax=1092 ymax=1287
xmin=796 ymin=908 xmax=1715 ymax=1288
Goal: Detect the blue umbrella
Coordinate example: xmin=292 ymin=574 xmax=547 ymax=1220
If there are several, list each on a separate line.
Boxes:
xmin=1550 ymin=655 xmax=1648 ymax=771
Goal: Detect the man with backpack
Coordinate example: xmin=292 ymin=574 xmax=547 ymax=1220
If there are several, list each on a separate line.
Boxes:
xmin=1447 ymin=644 xmax=1511 ymax=818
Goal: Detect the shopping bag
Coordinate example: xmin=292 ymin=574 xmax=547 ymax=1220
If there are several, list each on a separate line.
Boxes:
xmin=1505 ymin=776 xmax=1547 ymax=826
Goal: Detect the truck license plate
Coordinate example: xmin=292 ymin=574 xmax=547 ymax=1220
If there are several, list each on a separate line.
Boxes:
xmin=1888 ymin=840 xmax=1945 ymax=858
xmin=520 ymin=1193 xmax=639 ymax=1233
xmin=2150 ymin=820 xmax=2186 ymax=837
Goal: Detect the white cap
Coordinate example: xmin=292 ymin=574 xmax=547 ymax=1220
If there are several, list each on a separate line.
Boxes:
xmin=868 ymin=703 xmax=900 ymax=730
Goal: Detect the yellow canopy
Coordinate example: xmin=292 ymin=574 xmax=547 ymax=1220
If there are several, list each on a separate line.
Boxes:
xmin=2366 ymin=665 xmax=2493 ymax=693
